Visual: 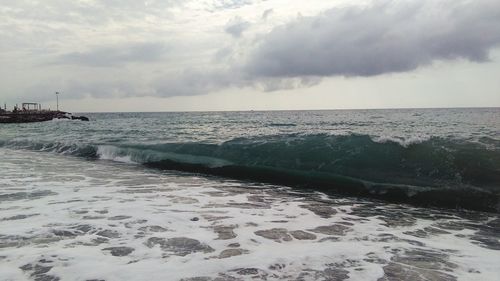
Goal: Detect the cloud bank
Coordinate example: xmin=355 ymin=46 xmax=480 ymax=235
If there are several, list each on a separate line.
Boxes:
xmin=225 ymin=17 xmax=251 ymax=38
xmin=161 ymin=0 xmax=500 ymax=96
xmin=56 ymin=42 xmax=169 ymax=67
xmin=245 ymin=0 xmax=500 ymax=78
xmin=2 ymin=0 xmax=500 ymax=101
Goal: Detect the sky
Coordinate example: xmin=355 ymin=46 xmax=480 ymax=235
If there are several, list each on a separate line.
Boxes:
xmin=1 ymin=0 xmax=499 ymax=112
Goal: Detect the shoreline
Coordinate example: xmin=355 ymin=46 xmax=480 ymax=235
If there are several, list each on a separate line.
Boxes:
xmin=1 ymin=148 xmax=499 ymax=280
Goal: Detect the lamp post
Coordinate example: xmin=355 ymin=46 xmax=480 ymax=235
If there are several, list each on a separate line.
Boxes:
xmin=56 ymin=92 xmax=59 ymax=111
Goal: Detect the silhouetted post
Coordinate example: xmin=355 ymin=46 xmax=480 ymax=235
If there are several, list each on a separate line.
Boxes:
xmin=56 ymin=92 xmax=59 ymax=111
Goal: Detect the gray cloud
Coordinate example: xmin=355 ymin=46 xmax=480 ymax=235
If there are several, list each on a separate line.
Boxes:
xmin=19 ymin=78 xmax=144 ymax=104
xmin=4 ymin=0 xmax=500 ymax=104
xmin=55 ymin=42 xmax=169 ymax=67
xmin=211 ymin=0 xmax=253 ymax=10
xmin=262 ymin=9 xmax=273 ymax=20
xmin=245 ymin=0 xmax=500 ymax=78
xmin=0 ymin=0 xmax=182 ymax=27
xmin=153 ymin=67 xmax=246 ymax=97
xmin=53 ymin=0 xmax=500 ymax=98
xmin=225 ymin=17 xmax=251 ymax=38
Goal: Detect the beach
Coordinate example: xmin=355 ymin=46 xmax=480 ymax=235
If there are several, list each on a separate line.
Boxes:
xmin=1 ymin=148 xmax=499 ymax=280
xmin=0 ymin=109 xmax=499 ymax=280
xmin=3 ymin=0 xmax=500 ymax=279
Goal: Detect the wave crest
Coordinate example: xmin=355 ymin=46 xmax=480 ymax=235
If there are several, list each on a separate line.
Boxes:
xmin=1 ymin=133 xmax=499 ymax=212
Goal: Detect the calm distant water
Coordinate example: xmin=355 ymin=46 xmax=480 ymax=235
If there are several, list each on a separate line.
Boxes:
xmin=1 ymin=108 xmax=499 ymax=211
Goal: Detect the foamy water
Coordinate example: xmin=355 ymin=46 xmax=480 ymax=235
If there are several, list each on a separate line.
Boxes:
xmin=1 ymin=109 xmax=499 ymax=212
xmin=1 ymin=148 xmax=499 ymax=281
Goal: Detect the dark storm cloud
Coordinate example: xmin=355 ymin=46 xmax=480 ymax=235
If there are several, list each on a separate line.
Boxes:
xmin=149 ymin=0 xmax=500 ymax=97
xmin=245 ymin=0 xmax=500 ymax=78
xmin=225 ymin=17 xmax=251 ymax=38
xmin=55 ymin=42 xmax=169 ymax=67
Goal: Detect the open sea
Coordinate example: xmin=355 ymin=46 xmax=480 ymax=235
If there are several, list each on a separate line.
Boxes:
xmin=1 ymin=108 xmax=499 ymax=280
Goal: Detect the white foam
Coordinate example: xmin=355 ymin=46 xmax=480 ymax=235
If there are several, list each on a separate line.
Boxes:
xmin=96 ymin=145 xmax=135 ymax=163
xmin=0 ymin=148 xmax=499 ymax=281
xmin=372 ymin=135 xmax=431 ymax=147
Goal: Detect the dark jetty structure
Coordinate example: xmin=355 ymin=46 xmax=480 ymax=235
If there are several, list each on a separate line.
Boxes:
xmin=0 ymin=102 xmax=88 ymax=123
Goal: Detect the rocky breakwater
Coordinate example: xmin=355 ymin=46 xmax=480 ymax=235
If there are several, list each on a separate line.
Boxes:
xmin=0 ymin=111 xmax=89 ymax=123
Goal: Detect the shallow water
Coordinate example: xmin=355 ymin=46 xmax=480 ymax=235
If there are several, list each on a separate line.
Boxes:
xmin=1 ymin=148 xmax=499 ymax=281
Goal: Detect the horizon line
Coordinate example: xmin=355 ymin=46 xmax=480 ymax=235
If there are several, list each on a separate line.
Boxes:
xmin=70 ymin=106 xmax=500 ymax=114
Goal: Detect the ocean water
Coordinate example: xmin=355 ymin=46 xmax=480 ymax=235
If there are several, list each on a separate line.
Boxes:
xmin=1 ymin=108 xmax=499 ymax=280
xmin=1 ymin=108 xmax=499 ymax=211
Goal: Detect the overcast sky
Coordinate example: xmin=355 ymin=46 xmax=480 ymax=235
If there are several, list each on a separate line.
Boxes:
xmin=1 ymin=0 xmax=499 ymax=112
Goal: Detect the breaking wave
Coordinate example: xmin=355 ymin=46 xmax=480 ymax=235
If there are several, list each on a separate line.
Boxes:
xmin=1 ymin=134 xmax=499 ymax=212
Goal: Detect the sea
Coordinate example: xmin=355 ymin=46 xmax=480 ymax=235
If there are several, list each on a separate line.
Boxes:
xmin=0 ymin=108 xmax=499 ymax=280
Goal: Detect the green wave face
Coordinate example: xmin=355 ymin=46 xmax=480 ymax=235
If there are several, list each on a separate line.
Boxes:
xmin=114 ymin=134 xmax=500 ymax=191
xmin=1 ymin=133 xmax=499 ymax=212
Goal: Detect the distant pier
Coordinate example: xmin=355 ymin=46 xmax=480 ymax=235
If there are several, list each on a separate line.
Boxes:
xmin=0 ymin=102 xmax=86 ymax=123
xmin=0 ymin=110 xmax=66 ymax=123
